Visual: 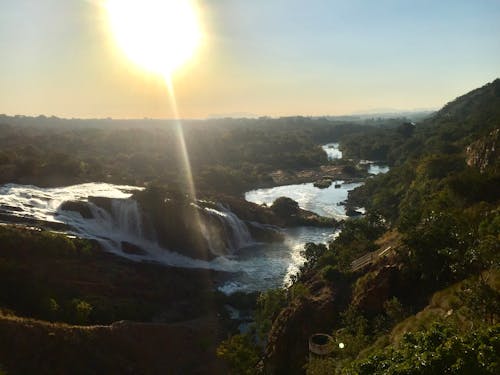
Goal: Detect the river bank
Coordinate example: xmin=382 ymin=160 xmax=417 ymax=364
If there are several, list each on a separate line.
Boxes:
xmin=268 ymin=165 xmax=366 ymax=187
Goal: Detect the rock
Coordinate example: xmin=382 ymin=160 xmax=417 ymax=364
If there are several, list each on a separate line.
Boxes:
xmin=88 ymin=196 xmax=113 ymax=212
xmin=313 ymin=179 xmax=332 ymax=189
xmin=346 ymin=207 xmax=363 ymax=217
xmin=0 ymin=204 xmax=23 ymax=212
xmin=0 ymin=213 xmax=69 ymax=231
xmin=262 ymin=280 xmax=346 ymax=374
xmin=59 ymin=201 xmax=93 ymax=218
xmin=121 ymin=241 xmax=148 ymax=255
xmin=466 ymin=128 xmax=499 ymax=173
xmin=246 ymin=222 xmax=284 ymax=242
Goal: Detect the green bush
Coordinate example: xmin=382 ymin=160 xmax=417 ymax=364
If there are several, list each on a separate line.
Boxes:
xmin=350 ymin=323 xmax=500 ymax=375
xmin=216 ymin=334 xmax=259 ymax=375
xmin=254 ymin=289 xmax=288 ymax=341
xmin=321 ymin=265 xmax=343 ymax=282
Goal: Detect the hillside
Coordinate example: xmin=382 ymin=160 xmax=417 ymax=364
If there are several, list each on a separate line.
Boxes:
xmin=218 ymin=80 xmax=500 ymax=374
xmin=0 ymin=226 xmax=231 ymax=374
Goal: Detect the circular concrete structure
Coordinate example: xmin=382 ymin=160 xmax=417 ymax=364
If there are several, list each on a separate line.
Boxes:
xmin=309 ymin=333 xmax=334 ymax=357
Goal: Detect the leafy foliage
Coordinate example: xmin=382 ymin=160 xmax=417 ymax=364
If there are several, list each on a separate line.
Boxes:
xmin=0 ymin=226 xmax=217 ymax=325
xmin=216 ymin=334 xmax=260 ymax=375
xmin=286 ymin=80 xmax=500 ymax=374
xmin=271 ymin=197 xmax=300 ymax=217
xmin=0 ymin=114 xmax=398 ymax=194
xmin=254 ymin=289 xmax=288 ymax=341
xmin=349 ymin=323 xmax=500 ymax=375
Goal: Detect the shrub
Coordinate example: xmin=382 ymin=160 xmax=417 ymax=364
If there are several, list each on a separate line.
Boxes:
xmin=321 ymin=265 xmax=343 ymax=282
xmin=271 ymin=197 xmax=299 ymax=217
xmin=350 ymin=323 xmax=500 ymax=375
xmin=216 ymin=334 xmax=259 ymax=375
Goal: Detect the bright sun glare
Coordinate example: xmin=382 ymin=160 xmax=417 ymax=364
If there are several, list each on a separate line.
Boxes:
xmin=106 ymin=0 xmax=201 ymax=77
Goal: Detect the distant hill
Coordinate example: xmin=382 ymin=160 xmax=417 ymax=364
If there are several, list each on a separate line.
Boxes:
xmin=422 ymin=78 xmax=500 ymax=142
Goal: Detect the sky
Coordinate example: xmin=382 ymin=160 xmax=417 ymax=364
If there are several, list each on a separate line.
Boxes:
xmin=0 ymin=0 xmax=499 ymax=119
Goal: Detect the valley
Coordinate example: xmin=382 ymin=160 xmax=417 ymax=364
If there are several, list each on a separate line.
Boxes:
xmin=0 ymin=80 xmax=499 ymax=374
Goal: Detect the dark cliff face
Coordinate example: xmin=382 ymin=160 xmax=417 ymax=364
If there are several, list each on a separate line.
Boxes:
xmin=134 ymin=190 xmax=289 ymax=259
xmin=262 ymin=277 xmax=350 ymax=374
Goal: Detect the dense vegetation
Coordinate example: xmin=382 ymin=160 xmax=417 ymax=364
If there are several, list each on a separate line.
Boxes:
xmin=0 ymin=115 xmax=414 ymax=194
xmin=217 ymin=79 xmax=500 ymax=373
xmin=0 ymin=225 xmax=222 ymax=325
xmin=1 ymin=80 xmax=498 ymax=373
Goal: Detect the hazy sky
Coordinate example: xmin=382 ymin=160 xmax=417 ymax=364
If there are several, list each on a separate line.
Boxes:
xmin=1 ymin=0 xmax=499 ymax=118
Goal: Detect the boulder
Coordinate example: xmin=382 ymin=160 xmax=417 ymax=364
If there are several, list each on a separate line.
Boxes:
xmin=346 ymin=207 xmax=363 ymax=217
xmin=313 ymin=179 xmax=332 ymax=189
xmin=246 ymin=222 xmax=284 ymax=242
xmin=88 ymin=196 xmax=113 ymax=212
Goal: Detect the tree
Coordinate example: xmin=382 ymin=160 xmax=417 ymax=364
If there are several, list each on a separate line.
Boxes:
xmin=271 ymin=197 xmax=299 ymax=217
xmin=71 ymin=299 xmax=93 ymax=324
xmin=300 ymin=243 xmax=328 ymax=272
xmin=350 ymin=323 xmax=500 ymax=375
xmin=216 ymin=334 xmax=260 ymax=375
xmin=254 ymin=289 xmax=288 ymax=341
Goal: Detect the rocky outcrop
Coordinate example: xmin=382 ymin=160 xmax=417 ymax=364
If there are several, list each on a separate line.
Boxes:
xmin=0 ymin=314 xmax=226 ymax=375
xmin=268 ymin=165 xmax=368 ymax=187
xmin=466 ymin=128 xmax=499 ymax=173
xmin=0 ymin=212 xmax=70 ymax=231
xmin=313 ymin=178 xmax=332 ymax=189
xmin=133 ymin=190 xmax=285 ymax=260
xmin=247 ymin=221 xmax=284 ymax=242
xmin=214 ymin=194 xmax=336 ymax=228
xmin=121 ymin=241 xmax=148 ymax=255
xmin=351 ymin=265 xmax=401 ymax=314
xmin=262 ymin=278 xmax=349 ymax=374
xmin=88 ymin=196 xmax=113 ymax=212
xmin=59 ymin=200 xmax=93 ymax=218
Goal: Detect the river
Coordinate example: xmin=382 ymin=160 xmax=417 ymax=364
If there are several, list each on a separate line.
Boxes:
xmin=0 ymin=143 xmax=387 ymax=294
xmin=225 ymin=143 xmax=388 ymax=293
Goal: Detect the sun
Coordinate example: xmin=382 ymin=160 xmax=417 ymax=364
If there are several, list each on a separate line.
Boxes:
xmin=105 ymin=0 xmax=201 ymax=76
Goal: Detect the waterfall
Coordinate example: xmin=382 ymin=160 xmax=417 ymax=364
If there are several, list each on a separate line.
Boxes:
xmin=1 ymin=183 xmax=334 ymax=292
xmin=202 ymin=204 xmax=254 ymax=253
xmin=82 ymin=198 xmax=254 ymax=258
xmin=111 ymin=199 xmax=143 ymax=238
xmin=215 ymin=204 xmax=253 ymax=250
xmin=0 ymin=183 xmax=233 ymax=270
xmin=81 ymin=198 xmax=160 ymax=251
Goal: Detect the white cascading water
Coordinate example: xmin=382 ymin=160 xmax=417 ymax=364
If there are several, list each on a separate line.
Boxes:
xmin=0 ymin=183 xmax=233 ymax=270
xmin=80 ymin=199 xmax=149 ymax=252
xmin=111 ymin=199 xmax=144 ymax=239
xmin=202 ymin=204 xmax=253 ymax=253
xmin=0 ymin=182 xmax=336 ymax=293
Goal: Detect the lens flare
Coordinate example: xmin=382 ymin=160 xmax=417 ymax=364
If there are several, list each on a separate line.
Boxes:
xmin=164 ymin=74 xmax=197 ymax=201
xmin=105 ymin=0 xmax=201 ymax=75
xmin=105 ymin=0 xmax=206 ymax=257
xmin=105 ymin=0 xmax=201 ymax=198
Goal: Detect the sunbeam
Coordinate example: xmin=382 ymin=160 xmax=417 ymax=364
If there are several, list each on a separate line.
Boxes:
xmin=164 ymin=74 xmax=197 ymax=201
